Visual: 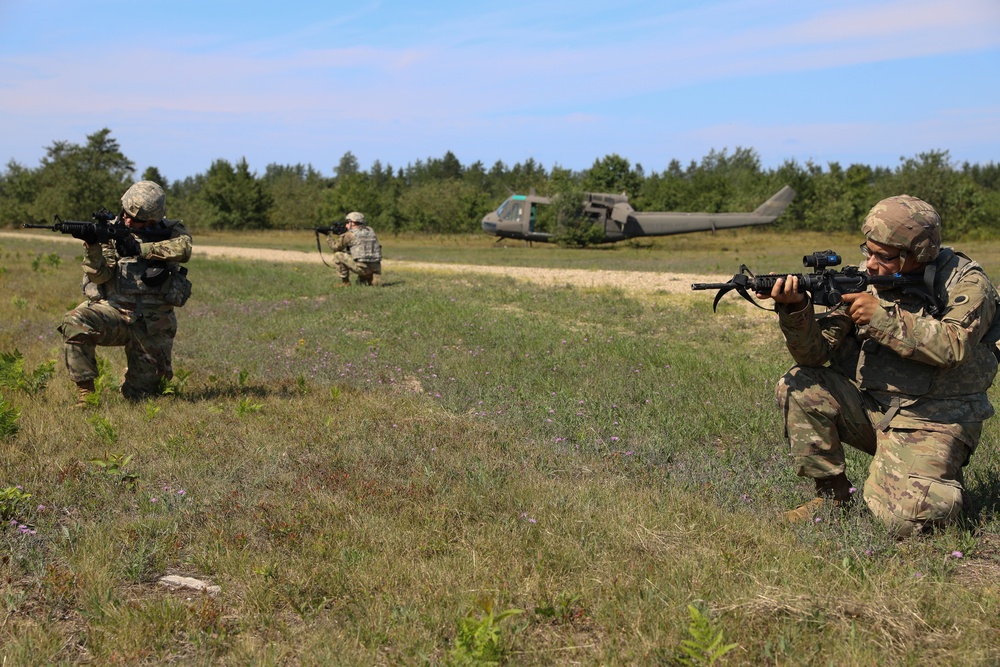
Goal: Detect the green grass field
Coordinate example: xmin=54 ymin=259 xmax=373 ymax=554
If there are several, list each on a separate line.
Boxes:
xmin=2 ymin=231 xmax=1000 ymax=665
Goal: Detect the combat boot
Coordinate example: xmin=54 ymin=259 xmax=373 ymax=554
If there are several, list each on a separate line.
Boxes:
xmin=334 ymin=277 xmax=351 ymax=288
xmin=370 ymin=273 xmax=382 ymax=287
xmin=783 ymin=497 xmax=826 ymax=523
xmin=815 ymin=472 xmax=854 ymax=503
xmin=75 ymin=379 xmax=96 ymax=408
xmin=783 ymin=473 xmax=854 ymax=523
xmin=359 ymin=274 xmax=373 ymax=286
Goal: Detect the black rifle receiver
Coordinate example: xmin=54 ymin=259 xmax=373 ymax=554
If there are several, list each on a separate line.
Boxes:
xmin=691 ymin=250 xmax=925 ymax=311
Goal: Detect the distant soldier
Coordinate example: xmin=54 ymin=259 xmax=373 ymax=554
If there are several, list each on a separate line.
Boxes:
xmin=761 ymin=195 xmax=999 ymax=537
xmin=59 ymin=181 xmax=193 ymax=405
xmin=327 ymin=211 xmax=382 ymax=286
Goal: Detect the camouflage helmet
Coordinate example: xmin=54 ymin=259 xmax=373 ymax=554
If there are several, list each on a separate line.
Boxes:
xmin=121 ymin=181 xmax=166 ymax=222
xmin=346 ymin=211 xmax=366 ymax=224
xmin=862 ymin=194 xmax=941 ymax=263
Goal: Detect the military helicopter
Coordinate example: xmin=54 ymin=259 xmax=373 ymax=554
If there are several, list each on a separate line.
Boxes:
xmin=481 ymin=185 xmax=795 ymax=243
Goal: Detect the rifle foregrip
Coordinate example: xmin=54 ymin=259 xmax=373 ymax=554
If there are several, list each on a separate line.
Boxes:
xmin=749 ymin=274 xmax=786 ymax=293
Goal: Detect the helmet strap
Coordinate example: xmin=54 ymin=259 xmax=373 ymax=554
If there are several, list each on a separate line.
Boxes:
xmin=922 ymin=262 xmax=939 ymax=313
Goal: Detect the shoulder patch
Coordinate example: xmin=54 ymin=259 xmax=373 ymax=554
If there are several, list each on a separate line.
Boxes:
xmin=954 ymin=295 xmax=969 ymax=304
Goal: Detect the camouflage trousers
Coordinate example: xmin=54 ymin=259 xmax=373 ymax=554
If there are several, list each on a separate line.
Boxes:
xmin=776 ymin=365 xmax=975 ymax=537
xmin=58 ymin=300 xmax=177 ymax=400
xmin=333 ymin=252 xmax=381 ymax=282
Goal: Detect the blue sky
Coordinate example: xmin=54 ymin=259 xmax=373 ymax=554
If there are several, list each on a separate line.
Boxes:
xmin=1 ymin=0 xmax=998 ymax=182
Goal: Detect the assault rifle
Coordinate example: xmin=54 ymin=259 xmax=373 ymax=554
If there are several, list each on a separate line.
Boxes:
xmin=314 ymin=222 xmax=348 ymax=237
xmin=691 ymin=250 xmax=926 ymax=311
xmin=312 ymin=221 xmax=348 ymax=267
xmin=23 ymin=208 xmax=125 ymax=243
xmin=24 ymin=208 xmax=174 ymax=246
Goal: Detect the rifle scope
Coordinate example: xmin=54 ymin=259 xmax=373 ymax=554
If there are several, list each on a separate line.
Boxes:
xmin=803 ymin=250 xmax=841 ymax=270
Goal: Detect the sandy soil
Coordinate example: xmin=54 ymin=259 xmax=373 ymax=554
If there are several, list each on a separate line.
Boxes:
xmin=1 ymin=231 xmax=729 ymax=295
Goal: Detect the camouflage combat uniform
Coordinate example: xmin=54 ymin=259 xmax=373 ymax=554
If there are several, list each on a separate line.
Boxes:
xmin=328 ymin=225 xmax=382 ymax=285
xmin=775 ymin=247 xmax=998 ymax=536
xmin=58 ymin=220 xmax=193 ymax=400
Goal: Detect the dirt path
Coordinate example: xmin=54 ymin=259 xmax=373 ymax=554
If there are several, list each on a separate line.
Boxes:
xmin=1 ymin=231 xmax=729 ymax=294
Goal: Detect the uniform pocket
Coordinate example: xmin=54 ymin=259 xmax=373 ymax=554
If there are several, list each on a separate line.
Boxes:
xmin=163 ymin=269 xmax=192 ymax=307
xmin=898 ymin=473 xmax=963 ymax=524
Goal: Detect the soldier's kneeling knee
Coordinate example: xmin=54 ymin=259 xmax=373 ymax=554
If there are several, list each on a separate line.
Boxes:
xmin=865 ymin=479 xmax=964 ymax=538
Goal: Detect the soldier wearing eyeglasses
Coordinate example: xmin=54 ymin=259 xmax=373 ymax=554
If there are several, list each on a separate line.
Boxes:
xmin=761 ymin=195 xmax=999 ymax=537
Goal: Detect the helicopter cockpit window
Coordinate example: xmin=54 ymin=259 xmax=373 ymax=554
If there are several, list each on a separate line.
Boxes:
xmin=497 ymin=200 xmax=523 ymax=223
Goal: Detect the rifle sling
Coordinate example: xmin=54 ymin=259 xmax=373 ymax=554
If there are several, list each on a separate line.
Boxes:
xmin=316 ymin=230 xmax=336 ymax=268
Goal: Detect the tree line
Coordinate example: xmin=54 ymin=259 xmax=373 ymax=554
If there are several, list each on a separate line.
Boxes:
xmin=2 ymin=128 xmax=999 ymax=239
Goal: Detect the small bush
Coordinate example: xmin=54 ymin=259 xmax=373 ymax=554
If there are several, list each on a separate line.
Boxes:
xmin=0 ymin=349 xmax=56 ymax=395
xmin=0 ymin=394 xmax=19 ymax=439
xmin=450 ymin=595 xmax=523 ymax=666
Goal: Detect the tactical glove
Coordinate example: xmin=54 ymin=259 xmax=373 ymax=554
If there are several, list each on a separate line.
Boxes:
xmin=71 ymin=223 xmax=102 ymax=245
xmin=115 ymin=235 xmax=142 ymax=258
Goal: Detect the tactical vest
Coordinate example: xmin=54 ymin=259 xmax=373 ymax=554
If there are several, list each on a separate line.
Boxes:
xmin=349 ymin=226 xmax=382 ymax=262
xmin=839 ymin=247 xmax=1000 ymax=398
xmin=107 ymin=220 xmax=192 ymax=309
xmin=108 ymin=257 xmax=191 ymax=308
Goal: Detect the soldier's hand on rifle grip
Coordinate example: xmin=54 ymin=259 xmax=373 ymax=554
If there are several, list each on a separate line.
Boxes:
xmin=115 ymin=235 xmax=142 ymax=258
xmin=840 ymin=292 xmax=878 ymax=326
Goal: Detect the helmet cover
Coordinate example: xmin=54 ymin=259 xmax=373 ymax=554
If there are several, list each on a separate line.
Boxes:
xmin=121 ymin=181 xmax=166 ymax=222
xmin=862 ymin=194 xmax=941 ymax=263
